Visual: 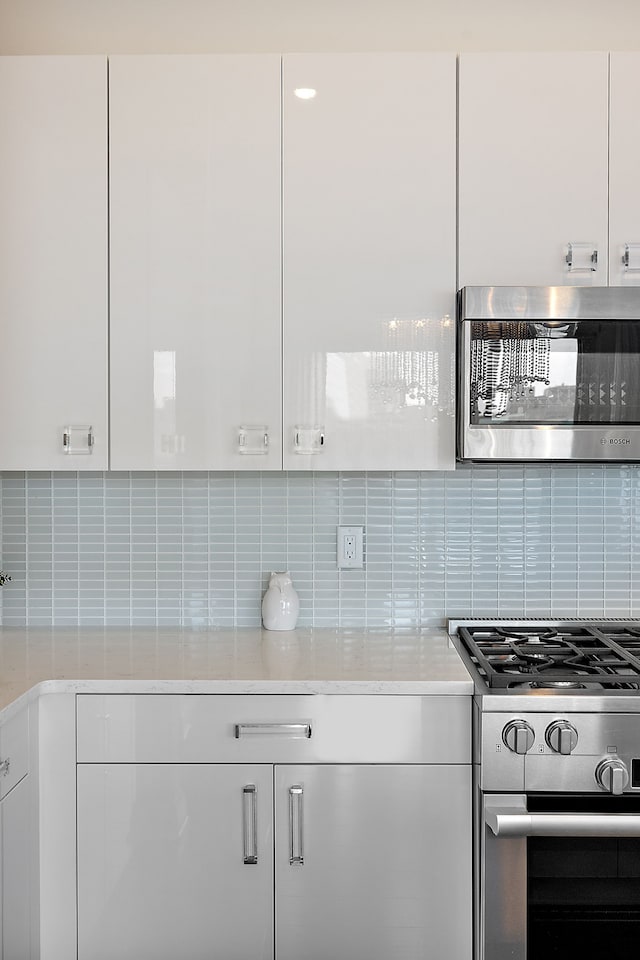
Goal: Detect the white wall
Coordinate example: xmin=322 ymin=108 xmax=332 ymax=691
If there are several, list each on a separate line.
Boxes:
xmin=1 ymin=0 xmax=639 ymax=54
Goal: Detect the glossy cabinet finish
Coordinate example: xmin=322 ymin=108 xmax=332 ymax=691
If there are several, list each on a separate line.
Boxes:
xmin=0 ymin=707 xmax=31 ymax=960
xmin=109 ymin=55 xmax=282 ymax=470
xmin=609 ymin=53 xmax=640 ymax=286
xmin=77 ymin=764 xmax=274 ymax=960
xmin=282 ymin=54 xmax=456 ymax=470
xmin=275 ymin=764 xmax=472 ymax=960
xmin=76 ymin=694 xmax=472 ymax=959
xmin=76 ymin=693 xmax=470 ymax=764
xmin=1 ymin=777 xmax=32 ymax=960
xmin=0 ymin=56 xmax=108 ymax=470
xmin=0 ymin=707 xmax=28 ymax=800
xmin=77 ymin=762 xmax=471 ymax=960
xmin=459 ymin=53 xmax=609 ymax=287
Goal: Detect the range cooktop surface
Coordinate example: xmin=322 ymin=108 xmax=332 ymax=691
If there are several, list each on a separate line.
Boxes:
xmin=450 ymin=621 xmax=640 ymax=693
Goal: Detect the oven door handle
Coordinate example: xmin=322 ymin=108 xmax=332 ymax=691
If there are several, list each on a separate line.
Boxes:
xmin=486 ymin=805 xmax=640 ymax=838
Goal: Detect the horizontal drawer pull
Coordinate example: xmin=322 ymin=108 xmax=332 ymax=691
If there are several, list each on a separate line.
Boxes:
xmin=234 ymin=722 xmax=312 ymax=739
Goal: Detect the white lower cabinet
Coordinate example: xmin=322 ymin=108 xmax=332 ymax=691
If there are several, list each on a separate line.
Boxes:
xmin=75 ymin=694 xmax=472 ymax=960
xmin=274 ymin=764 xmax=470 ymax=960
xmin=0 ymin=706 xmax=31 ymax=960
xmin=77 ymin=762 xmax=469 ymax=960
xmin=1 ymin=777 xmax=32 ymax=960
xmin=77 ymin=764 xmax=274 ymax=960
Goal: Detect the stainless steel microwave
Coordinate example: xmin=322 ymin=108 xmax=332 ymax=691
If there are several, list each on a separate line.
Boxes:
xmin=458 ymin=286 xmax=640 ymax=461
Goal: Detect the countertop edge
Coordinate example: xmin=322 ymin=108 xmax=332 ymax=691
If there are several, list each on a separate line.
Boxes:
xmin=0 ymin=676 xmax=473 ymax=722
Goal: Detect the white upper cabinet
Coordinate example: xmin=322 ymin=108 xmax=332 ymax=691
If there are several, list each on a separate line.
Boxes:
xmin=109 ymin=55 xmax=282 ymax=470
xmin=0 ymin=56 xmax=108 ymax=470
xmin=459 ymin=53 xmax=609 ymax=288
xmin=282 ymin=54 xmax=456 ymax=471
xmin=609 ymin=53 xmax=640 ymax=286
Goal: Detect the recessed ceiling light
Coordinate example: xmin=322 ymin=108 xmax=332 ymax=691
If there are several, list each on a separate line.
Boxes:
xmin=294 ymin=88 xmax=317 ymax=100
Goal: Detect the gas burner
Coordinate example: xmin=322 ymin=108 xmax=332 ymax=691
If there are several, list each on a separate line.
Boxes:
xmin=530 ymin=679 xmax=587 ymax=690
xmin=495 ymin=627 xmax=560 ymax=643
xmin=511 ymin=661 xmax=600 ymax=689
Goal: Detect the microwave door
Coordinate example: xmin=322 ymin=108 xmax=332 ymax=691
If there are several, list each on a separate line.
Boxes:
xmin=574 ymin=322 xmax=640 ymax=424
xmin=460 ymin=318 xmax=640 ymax=461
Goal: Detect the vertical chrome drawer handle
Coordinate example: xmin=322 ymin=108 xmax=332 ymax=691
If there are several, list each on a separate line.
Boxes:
xmin=242 ymin=784 xmax=258 ymax=865
xmin=289 ymin=785 xmax=304 ymax=865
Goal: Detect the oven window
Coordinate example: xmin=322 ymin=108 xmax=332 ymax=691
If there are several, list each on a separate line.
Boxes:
xmin=527 ymin=795 xmax=640 ymax=958
xmin=469 ymin=320 xmax=640 ymax=426
xmin=528 ymin=837 xmax=640 ymax=957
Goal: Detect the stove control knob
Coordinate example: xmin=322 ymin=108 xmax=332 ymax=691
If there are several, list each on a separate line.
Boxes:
xmin=545 ymin=720 xmax=579 ymax=755
xmin=596 ymin=758 xmax=629 ymax=796
xmin=502 ymin=720 xmax=535 ymax=755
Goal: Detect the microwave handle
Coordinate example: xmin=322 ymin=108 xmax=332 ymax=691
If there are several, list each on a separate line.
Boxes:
xmin=486 ymin=802 xmax=640 ymax=838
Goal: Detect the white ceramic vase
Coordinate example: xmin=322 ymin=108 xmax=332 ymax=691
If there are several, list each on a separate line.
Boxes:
xmin=261 ymin=571 xmax=300 ymax=631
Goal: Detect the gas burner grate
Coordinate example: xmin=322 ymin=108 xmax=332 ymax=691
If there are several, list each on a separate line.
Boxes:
xmin=457 ymin=623 xmax=640 ymax=690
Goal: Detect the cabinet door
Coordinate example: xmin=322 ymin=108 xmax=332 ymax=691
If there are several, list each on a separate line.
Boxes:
xmin=109 ymin=55 xmax=282 ymax=470
xmin=282 ymin=54 xmax=456 ymax=470
xmin=77 ymin=764 xmax=273 ymax=960
xmin=609 ymin=53 xmax=640 ymax=286
xmin=459 ymin=53 xmax=609 ymax=287
xmin=275 ymin=764 xmax=472 ymax=960
xmin=0 ymin=56 xmax=108 ymax=469
xmin=1 ymin=777 xmax=32 ymax=960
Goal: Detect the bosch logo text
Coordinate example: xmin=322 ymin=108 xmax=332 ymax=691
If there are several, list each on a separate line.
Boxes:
xmin=601 ymin=437 xmax=631 ymax=445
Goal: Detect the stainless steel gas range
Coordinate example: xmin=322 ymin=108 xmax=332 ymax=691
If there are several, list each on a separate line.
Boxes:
xmin=449 ymin=619 xmax=640 ymax=960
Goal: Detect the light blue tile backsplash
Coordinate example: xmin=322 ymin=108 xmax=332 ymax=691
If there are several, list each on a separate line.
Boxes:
xmin=1 ymin=464 xmax=639 ymax=627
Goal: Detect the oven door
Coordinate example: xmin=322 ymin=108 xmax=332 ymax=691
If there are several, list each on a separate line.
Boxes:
xmin=482 ymin=793 xmax=640 ymax=960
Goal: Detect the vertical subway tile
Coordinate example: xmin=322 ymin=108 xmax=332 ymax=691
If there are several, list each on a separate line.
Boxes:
xmin=523 ymin=465 xmax=552 ymax=617
xmin=443 ymin=465 xmax=473 ymax=617
xmin=550 ymin=464 xmax=579 ymax=618
xmin=1 ymin=465 xmax=638 ymax=627
xmin=419 ymin=471 xmax=446 ymax=622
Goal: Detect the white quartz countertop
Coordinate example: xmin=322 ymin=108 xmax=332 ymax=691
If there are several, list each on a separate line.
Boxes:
xmin=0 ymin=626 xmax=472 ymax=714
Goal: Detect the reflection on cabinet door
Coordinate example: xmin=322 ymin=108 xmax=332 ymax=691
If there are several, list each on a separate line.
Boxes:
xmin=459 ymin=52 xmax=608 ymax=288
xmin=1 ymin=777 xmax=31 ymax=960
xmin=282 ymin=54 xmax=456 ymax=471
xmin=275 ymin=764 xmax=472 ymax=960
xmin=0 ymin=56 xmax=108 ymax=470
xmin=610 ymin=53 xmax=640 ymax=287
xmin=77 ymin=764 xmax=274 ymax=960
xmin=109 ymin=55 xmax=282 ymax=470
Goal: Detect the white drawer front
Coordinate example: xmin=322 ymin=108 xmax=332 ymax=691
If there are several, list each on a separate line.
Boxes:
xmin=0 ymin=708 xmax=29 ymax=799
xmin=77 ymin=694 xmax=470 ymax=764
